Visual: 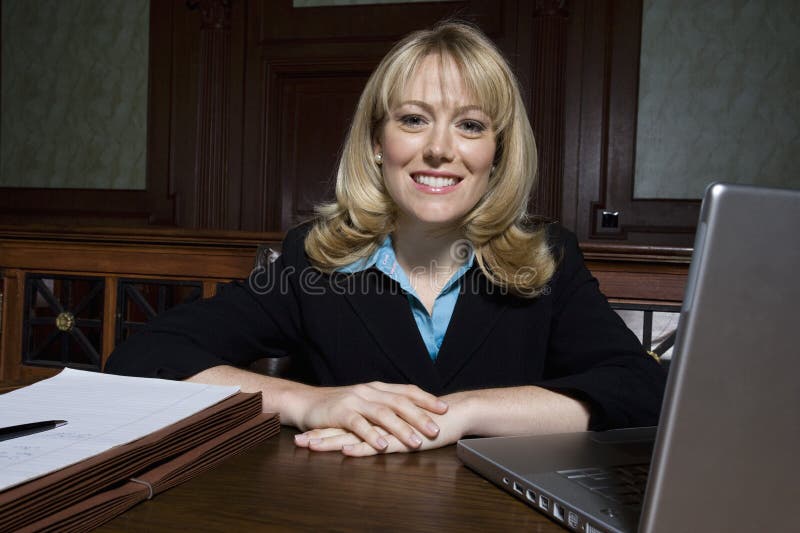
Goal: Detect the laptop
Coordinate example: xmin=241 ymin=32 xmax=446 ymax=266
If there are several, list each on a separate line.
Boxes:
xmin=457 ymin=183 xmax=800 ymax=533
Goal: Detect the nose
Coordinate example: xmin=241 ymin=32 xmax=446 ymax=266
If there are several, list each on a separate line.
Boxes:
xmin=423 ymin=123 xmax=454 ymax=164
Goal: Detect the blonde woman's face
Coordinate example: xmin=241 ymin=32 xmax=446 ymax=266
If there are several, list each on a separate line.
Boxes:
xmin=375 ymin=55 xmax=496 ymax=231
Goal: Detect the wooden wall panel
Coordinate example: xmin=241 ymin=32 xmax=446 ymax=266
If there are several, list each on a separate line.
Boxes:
xmin=193 ymin=0 xmax=234 ymax=229
xmin=239 ymin=0 xmax=515 ymax=232
xmin=561 ymin=0 xmax=700 ymax=246
xmin=1 ymin=0 xmax=698 ymax=255
xmin=171 ymin=1 xmax=202 ymax=228
xmin=0 ymin=1 xmax=177 ymax=227
xmin=0 ymin=1 xmax=572 ymax=236
xmin=257 ymin=1 xmax=488 ymax=43
xmin=529 ymin=0 xmax=569 ymax=221
xmin=276 ymin=72 xmax=368 ymax=229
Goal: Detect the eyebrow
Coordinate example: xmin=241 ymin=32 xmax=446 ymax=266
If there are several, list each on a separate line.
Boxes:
xmin=396 ymin=100 xmax=487 ymax=116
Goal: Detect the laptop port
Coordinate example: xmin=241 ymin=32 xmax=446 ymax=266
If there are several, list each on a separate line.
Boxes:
xmin=539 ymin=494 xmax=549 ymax=510
xmin=525 ymin=489 xmax=536 ymax=503
xmin=553 ymin=502 xmax=565 ymax=521
xmin=567 ymin=511 xmax=580 ymax=529
xmin=502 ymin=477 xmax=509 ymax=485
xmin=512 ymin=481 xmax=524 ymax=494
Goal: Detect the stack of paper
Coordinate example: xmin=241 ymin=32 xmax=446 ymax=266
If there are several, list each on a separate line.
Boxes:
xmin=0 ymin=369 xmax=280 ymax=532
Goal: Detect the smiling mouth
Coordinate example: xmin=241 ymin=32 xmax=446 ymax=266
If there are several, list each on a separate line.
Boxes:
xmin=412 ymin=174 xmax=462 ymax=188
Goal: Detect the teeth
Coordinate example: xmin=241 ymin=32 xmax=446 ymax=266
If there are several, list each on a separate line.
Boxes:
xmin=415 ymin=175 xmax=457 ymax=187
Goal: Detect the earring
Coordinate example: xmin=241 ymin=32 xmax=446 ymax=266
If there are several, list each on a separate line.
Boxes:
xmin=491 ymin=165 xmax=496 ymax=175
xmin=375 ymin=152 xmax=383 ymax=165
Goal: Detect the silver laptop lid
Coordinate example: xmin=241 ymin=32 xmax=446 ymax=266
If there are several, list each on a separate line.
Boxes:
xmin=640 ymin=183 xmax=800 ymax=533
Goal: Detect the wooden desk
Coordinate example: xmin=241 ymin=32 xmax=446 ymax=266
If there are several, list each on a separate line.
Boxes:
xmin=98 ymin=429 xmax=563 ymax=532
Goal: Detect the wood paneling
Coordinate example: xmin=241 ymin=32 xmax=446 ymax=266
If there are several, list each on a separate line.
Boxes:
xmin=0 ymin=226 xmax=282 ymax=386
xmin=2 ymin=0 xmax=697 ymax=257
xmin=193 ymin=0 xmax=235 ymax=229
xmin=0 ymin=1 xmax=177 ymax=227
xmin=257 ymin=1 xmax=489 ymax=43
xmin=240 ymin=0 xmax=513 ymax=232
xmin=102 ymin=277 xmax=118 ymax=362
xmin=0 ymin=270 xmax=24 ymax=384
xmin=529 ymin=0 xmax=569 ymax=221
xmin=273 ymin=67 xmax=371 ymax=229
xmin=584 ymin=245 xmax=691 ymax=306
xmin=562 ymin=0 xmax=700 ymax=246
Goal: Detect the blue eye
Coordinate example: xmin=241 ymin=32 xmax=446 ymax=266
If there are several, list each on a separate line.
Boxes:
xmin=400 ymin=115 xmax=426 ymax=127
xmin=460 ymin=120 xmax=486 ymax=134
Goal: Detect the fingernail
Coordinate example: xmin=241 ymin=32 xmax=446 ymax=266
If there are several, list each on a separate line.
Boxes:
xmin=426 ymin=422 xmax=440 ymax=435
xmin=377 ymin=437 xmax=389 ymax=449
xmin=410 ymin=434 xmax=423 ymax=446
xmin=342 ymin=444 xmax=354 ymax=452
xmin=294 ymin=434 xmax=308 ymax=444
xmin=309 ymin=438 xmax=322 ymax=445
xmin=436 ymin=400 xmax=448 ymax=410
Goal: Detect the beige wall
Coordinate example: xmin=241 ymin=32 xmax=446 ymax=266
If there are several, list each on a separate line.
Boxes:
xmin=1 ymin=0 xmax=149 ymax=190
xmin=634 ymin=0 xmax=800 ymax=199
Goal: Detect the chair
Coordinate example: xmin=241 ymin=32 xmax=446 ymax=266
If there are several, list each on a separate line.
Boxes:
xmin=248 ymin=246 xmax=291 ymax=377
xmin=611 ymin=302 xmax=680 ymax=370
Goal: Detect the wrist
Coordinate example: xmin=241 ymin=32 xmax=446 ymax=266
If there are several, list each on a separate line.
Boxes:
xmin=441 ymin=391 xmax=480 ymax=438
xmin=273 ymin=379 xmax=314 ymax=429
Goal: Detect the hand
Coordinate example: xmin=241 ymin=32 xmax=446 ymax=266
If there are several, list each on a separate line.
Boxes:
xmin=294 ymin=393 xmax=470 ymax=456
xmin=291 ymin=381 xmax=448 ymax=452
xmin=294 ymin=425 xmax=457 ymax=456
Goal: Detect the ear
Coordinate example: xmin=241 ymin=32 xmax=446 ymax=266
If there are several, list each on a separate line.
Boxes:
xmin=372 ymin=138 xmax=383 ymax=157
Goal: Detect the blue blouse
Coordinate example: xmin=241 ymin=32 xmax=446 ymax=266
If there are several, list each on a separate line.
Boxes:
xmin=338 ymin=236 xmax=474 ymax=360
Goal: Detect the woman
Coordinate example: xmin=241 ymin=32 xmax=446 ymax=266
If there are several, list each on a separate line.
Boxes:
xmin=106 ymin=22 xmax=666 ymax=456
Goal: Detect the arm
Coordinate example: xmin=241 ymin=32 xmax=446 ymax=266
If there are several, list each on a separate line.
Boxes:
xmin=105 ymin=230 xmax=309 ymax=380
xmin=535 ymin=226 xmax=667 ymax=430
xmin=449 ymin=385 xmax=590 ymax=437
xmin=187 ymin=365 xmax=448 ymax=450
xmin=298 ymin=385 xmax=589 ymax=456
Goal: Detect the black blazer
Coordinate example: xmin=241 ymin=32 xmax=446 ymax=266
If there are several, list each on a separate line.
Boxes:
xmin=106 ymin=224 xmax=666 ymax=430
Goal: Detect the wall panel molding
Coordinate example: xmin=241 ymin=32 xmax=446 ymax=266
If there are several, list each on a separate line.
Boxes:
xmin=530 ymin=0 xmax=568 ymax=221
xmin=192 ymin=0 xmax=234 ymax=229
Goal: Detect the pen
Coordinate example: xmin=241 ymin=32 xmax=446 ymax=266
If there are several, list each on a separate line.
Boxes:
xmin=0 ymin=420 xmax=68 ymax=442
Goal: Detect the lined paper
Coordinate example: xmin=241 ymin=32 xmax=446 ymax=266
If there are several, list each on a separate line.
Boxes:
xmin=0 ymin=368 xmax=239 ymax=492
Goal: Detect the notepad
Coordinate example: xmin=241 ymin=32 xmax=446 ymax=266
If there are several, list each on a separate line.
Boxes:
xmin=0 ymin=368 xmax=239 ymax=491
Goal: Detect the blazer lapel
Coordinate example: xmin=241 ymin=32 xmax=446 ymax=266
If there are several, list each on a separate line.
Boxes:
xmin=343 ymin=271 xmax=441 ymax=392
xmin=434 ymin=268 xmax=508 ymax=387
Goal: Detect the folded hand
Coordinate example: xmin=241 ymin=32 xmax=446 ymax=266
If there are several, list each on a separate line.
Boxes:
xmin=295 ymin=391 xmax=469 ymax=456
xmin=294 ymin=381 xmax=448 ymax=452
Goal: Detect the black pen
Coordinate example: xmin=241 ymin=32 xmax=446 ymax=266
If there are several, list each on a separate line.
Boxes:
xmin=0 ymin=420 xmax=68 ymax=442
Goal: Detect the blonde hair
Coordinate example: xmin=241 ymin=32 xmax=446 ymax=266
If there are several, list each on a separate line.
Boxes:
xmin=304 ymin=21 xmax=554 ymax=297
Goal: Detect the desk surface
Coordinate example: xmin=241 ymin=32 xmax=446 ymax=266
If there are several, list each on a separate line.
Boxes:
xmin=99 ymin=429 xmax=563 ymax=532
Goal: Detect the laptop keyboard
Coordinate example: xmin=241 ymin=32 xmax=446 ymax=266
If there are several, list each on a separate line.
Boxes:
xmin=557 ymin=464 xmax=649 ymax=507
